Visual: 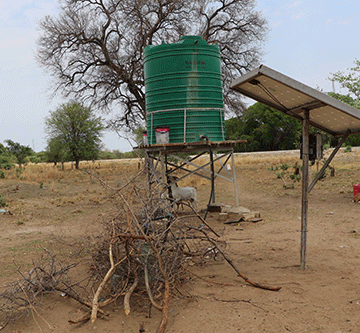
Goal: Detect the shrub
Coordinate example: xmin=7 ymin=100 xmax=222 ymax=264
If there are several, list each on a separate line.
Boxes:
xmin=272 ymin=163 xmax=301 ymax=189
xmin=27 ymin=155 xmax=42 ymax=164
xmin=0 ymin=153 xmax=15 ymax=170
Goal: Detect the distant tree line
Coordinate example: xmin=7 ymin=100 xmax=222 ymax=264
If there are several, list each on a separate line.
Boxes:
xmin=0 ymin=140 xmax=141 ymax=174
xmin=0 ymin=140 xmax=34 ymax=171
xmin=225 ymin=100 xmax=360 ymax=153
xmin=0 ymin=102 xmax=141 ymax=174
xmin=225 ymin=102 xmax=302 ymax=152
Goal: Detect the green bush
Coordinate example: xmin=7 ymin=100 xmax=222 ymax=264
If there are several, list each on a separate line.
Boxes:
xmin=0 ymin=170 xmax=5 ymax=178
xmin=0 ymin=153 xmax=15 ymax=170
xmin=272 ymin=163 xmax=301 ymax=189
xmin=290 ymin=174 xmax=301 ymax=182
xmin=27 ymin=155 xmax=42 ymax=164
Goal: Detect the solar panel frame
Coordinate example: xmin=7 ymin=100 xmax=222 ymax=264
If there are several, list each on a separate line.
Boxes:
xmin=230 ymin=65 xmax=360 ymax=137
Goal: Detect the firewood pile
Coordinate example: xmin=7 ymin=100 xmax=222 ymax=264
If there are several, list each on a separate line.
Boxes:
xmin=84 ymin=169 xmax=226 ymax=332
xmin=0 ymin=169 xmax=279 ymax=333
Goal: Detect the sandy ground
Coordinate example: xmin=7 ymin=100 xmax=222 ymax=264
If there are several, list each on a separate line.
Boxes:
xmin=0 ymin=150 xmax=360 ymax=333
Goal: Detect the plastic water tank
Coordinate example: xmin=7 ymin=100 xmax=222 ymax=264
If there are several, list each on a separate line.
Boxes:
xmin=144 ymin=36 xmax=225 ymax=144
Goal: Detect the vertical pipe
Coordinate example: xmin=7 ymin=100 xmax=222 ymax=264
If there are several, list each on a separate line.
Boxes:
xmin=184 ymin=109 xmax=187 ymax=142
xmin=209 ymin=147 xmax=215 ymax=204
xmin=151 ymin=113 xmax=153 ymax=144
xmin=231 ymin=150 xmax=239 ymax=207
xmin=300 ymin=109 xmax=310 ymax=270
xmin=220 ymin=108 xmax=225 ymax=140
xmin=165 ymin=153 xmax=171 ymax=197
xmin=204 ymin=147 xmax=215 ymax=220
xmin=159 ymin=152 xmax=165 ymax=184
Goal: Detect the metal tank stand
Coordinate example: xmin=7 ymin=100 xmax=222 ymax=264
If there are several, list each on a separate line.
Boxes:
xmin=139 ymin=140 xmax=245 ymax=218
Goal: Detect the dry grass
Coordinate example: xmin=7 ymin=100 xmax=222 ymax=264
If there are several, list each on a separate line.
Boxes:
xmin=2 ymin=159 xmax=142 ymax=184
xmin=232 ymin=147 xmax=360 ymax=169
xmin=233 ymin=151 xmax=296 ymax=167
xmin=2 ymin=147 xmax=359 ymax=190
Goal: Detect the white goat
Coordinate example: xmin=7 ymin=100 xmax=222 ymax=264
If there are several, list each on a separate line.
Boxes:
xmin=160 ymin=191 xmax=184 ymax=211
xmin=168 ymin=177 xmax=198 ymax=212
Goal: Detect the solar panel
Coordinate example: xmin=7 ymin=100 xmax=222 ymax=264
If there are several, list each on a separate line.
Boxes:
xmin=230 ymin=65 xmax=360 ymax=137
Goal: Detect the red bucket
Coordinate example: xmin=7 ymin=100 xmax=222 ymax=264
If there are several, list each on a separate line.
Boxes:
xmin=155 ymin=126 xmax=169 ymax=144
xmin=354 ymin=184 xmax=360 ymax=197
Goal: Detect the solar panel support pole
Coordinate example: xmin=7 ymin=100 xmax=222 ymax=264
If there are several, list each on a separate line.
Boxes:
xmin=300 ymin=109 xmax=310 ymax=270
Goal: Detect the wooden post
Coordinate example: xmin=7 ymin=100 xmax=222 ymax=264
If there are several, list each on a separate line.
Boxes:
xmin=145 ymin=151 xmax=152 ymax=194
xmin=164 ymin=153 xmax=170 ymax=195
xmin=160 ymin=152 xmax=166 ymax=184
xmin=300 ymin=109 xmax=310 ymax=270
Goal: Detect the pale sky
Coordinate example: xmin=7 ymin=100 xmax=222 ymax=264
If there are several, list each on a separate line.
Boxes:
xmin=1 ymin=0 xmax=359 ymax=152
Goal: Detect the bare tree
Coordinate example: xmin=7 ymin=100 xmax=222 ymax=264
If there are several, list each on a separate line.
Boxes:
xmin=37 ymin=0 xmax=267 ymax=131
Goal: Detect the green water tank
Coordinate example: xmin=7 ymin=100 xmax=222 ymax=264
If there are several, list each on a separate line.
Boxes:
xmin=144 ymin=36 xmax=225 ymax=144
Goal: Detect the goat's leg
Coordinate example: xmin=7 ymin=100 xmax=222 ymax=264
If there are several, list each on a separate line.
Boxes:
xmin=193 ymin=194 xmax=199 ymax=213
xmin=175 ymin=200 xmax=183 ymax=212
xmin=194 ymin=200 xmax=199 ymax=213
xmin=189 ymin=198 xmax=198 ymax=213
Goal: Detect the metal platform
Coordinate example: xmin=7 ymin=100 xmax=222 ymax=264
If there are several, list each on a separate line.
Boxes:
xmin=137 ymin=140 xmax=246 ymax=218
xmin=139 ymin=140 xmax=245 ymax=154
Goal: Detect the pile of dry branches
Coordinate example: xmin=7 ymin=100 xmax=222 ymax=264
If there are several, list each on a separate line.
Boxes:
xmin=82 ymin=170 xmax=280 ymax=332
xmin=84 ymin=170 xmax=229 ymax=332
xmin=0 ymin=169 xmax=280 ymax=332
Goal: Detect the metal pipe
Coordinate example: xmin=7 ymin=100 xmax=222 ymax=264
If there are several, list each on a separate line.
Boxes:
xmin=210 ymin=147 xmax=215 ymax=204
xmin=203 ymin=146 xmax=215 ymax=220
xmin=300 ymin=109 xmax=310 ymax=270
xmin=231 ymin=150 xmax=239 ymax=206
xmin=150 ymin=113 xmax=153 ymax=144
xmin=183 ymin=109 xmax=187 ymax=142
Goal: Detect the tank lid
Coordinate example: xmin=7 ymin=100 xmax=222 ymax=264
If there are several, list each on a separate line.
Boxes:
xmin=179 ymin=35 xmax=209 ymax=46
xmin=144 ymin=35 xmax=218 ymax=54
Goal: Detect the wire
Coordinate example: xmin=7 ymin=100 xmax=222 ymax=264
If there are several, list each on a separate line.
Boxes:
xmin=250 ymin=79 xmax=300 ymax=118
